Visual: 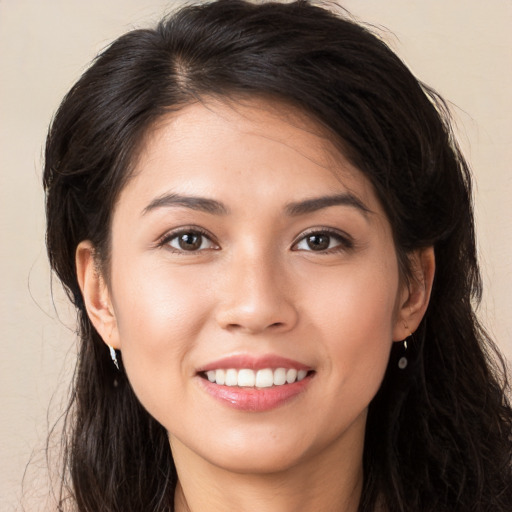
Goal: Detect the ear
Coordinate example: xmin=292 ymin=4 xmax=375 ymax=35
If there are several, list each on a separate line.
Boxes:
xmin=75 ymin=241 xmax=120 ymax=349
xmin=392 ymin=247 xmax=435 ymax=341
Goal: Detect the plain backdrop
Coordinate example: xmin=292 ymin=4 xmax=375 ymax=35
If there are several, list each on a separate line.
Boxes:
xmin=1 ymin=1 xmax=511 ymax=509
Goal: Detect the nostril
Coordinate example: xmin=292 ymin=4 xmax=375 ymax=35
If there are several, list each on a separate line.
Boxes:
xmin=215 ymin=297 xmax=299 ymax=334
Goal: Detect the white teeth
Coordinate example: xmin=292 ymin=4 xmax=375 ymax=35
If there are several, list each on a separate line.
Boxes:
xmin=225 ymin=369 xmax=238 ymax=386
xmin=215 ymin=369 xmax=226 ymax=385
xmin=286 ymin=368 xmax=297 ymax=383
xmin=203 ymin=367 xmax=310 ymax=387
xmin=273 ymin=367 xmax=287 ymax=386
xmin=237 ymin=369 xmax=255 ymax=387
xmin=255 ymin=369 xmax=274 ymax=388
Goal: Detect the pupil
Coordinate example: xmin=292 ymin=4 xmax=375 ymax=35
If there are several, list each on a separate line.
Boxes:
xmin=179 ymin=233 xmax=201 ymax=250
xmin=307 ymin=234 xmax=329 ymax=250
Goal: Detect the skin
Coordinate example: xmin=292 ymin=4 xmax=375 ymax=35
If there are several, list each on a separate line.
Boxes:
xmin=77 ymin=98 xmax=434 ymax=512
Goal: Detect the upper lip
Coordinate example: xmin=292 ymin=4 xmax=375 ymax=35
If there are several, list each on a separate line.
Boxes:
xmin=197 ymin=354 xmax=312 ymax=373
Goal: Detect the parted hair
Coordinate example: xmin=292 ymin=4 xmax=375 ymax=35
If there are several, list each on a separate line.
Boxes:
xmin=43 ymin=1 xmax=512 ymax=510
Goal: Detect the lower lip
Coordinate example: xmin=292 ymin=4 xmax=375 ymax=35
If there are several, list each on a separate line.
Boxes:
xmin=198 ymin=374 xmax=313 ymax=412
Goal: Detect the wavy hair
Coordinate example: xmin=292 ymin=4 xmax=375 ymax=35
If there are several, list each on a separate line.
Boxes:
xmin=43 ymin=1 xmax=512 ymax=510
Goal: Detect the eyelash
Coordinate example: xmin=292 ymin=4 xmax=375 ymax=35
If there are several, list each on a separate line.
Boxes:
xmin=157 ymin=227 xmax=354 ymax=254
xmin=291 ymin=228 xmax=354 ymax=253
xmin=157 ymin=226 xmax=219 ymax=254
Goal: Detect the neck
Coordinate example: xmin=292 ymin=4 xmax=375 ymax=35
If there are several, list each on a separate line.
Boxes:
xmin=174 ymin=467 xmax=362 ymax=512
xmin=171 ymin=416 xmax=365 ymax=512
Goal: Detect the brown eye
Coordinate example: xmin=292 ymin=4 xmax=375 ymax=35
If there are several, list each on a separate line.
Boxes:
xmin=178 ymin=233 xmax=202 ymax=250
xmin=166 ymin=230 xmax=216 ymax=252
xmin=293 ymin=230 xmax=353 ymax=253
xmin=305 ymin=234 xmax=330 ymax=251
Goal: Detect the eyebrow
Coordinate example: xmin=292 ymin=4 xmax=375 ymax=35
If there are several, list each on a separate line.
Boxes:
xmin=141 ymin=192 xmax=371 ymax=217
xmin=285 ymin=193 xmax=371 ymax=216
xmin=142 ymin=193 xmax=229 ymax=216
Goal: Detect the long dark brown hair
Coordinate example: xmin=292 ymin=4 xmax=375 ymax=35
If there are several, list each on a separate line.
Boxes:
xmin=43 ymin=1 xmax=512 ymax=510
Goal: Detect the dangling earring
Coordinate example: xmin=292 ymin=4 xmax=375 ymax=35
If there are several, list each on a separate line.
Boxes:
xmin=398 ymin=323 xmax=412 ymax=370
xmin=398 ymin=338 xmax=408 ymax=370
xmin=107 ymin=323 xmax=120 ymax=371
xmin=108 ymin=345 xmax=120 ymax=370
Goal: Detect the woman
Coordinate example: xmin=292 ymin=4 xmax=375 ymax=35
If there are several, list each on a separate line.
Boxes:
xmin=43 ymin=0 xmax=512 ymax=510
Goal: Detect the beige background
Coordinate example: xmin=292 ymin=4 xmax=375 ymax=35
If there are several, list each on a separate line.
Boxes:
xmin=1 ymin=1 xmax=510 ymax=509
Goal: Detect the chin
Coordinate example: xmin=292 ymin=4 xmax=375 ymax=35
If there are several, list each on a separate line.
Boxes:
xmin=205 ymin=445 xmax=308 ymax=476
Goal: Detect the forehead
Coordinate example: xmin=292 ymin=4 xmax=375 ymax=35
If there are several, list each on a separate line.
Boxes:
xmin=118 ymin=97 xmax=380 ymax=215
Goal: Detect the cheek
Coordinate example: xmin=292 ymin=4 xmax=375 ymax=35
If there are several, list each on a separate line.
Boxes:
xmin=306 ymin=258 xmax=399 ymax=384
xmin=115 ymin=268 xmax=205 ymax=345
xmin=110 ymin=261 xmax=212 ymax=412
xmin=307 ymin=253 xmax=399 ymax=331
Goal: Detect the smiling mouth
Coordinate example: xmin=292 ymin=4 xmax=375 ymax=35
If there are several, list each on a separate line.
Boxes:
xmin=200 ymin=368 xmax=313 ymax=388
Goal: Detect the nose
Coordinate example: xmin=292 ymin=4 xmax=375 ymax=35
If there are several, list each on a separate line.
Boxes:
xmin=214 ymin=249 xmax=299 ymax=335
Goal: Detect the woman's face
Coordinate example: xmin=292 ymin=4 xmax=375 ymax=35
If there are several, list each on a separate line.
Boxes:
xmin=92 ymin=98 xmax=413 ymax=475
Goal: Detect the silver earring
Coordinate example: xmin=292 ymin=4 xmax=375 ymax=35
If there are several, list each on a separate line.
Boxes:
xmin=108 ymin=345 xmax=120 ymax=370
xmin=398 ymin=330 xmax=412 ymax=370
xmin=398 ymin=338 xmax=408 ymax=370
